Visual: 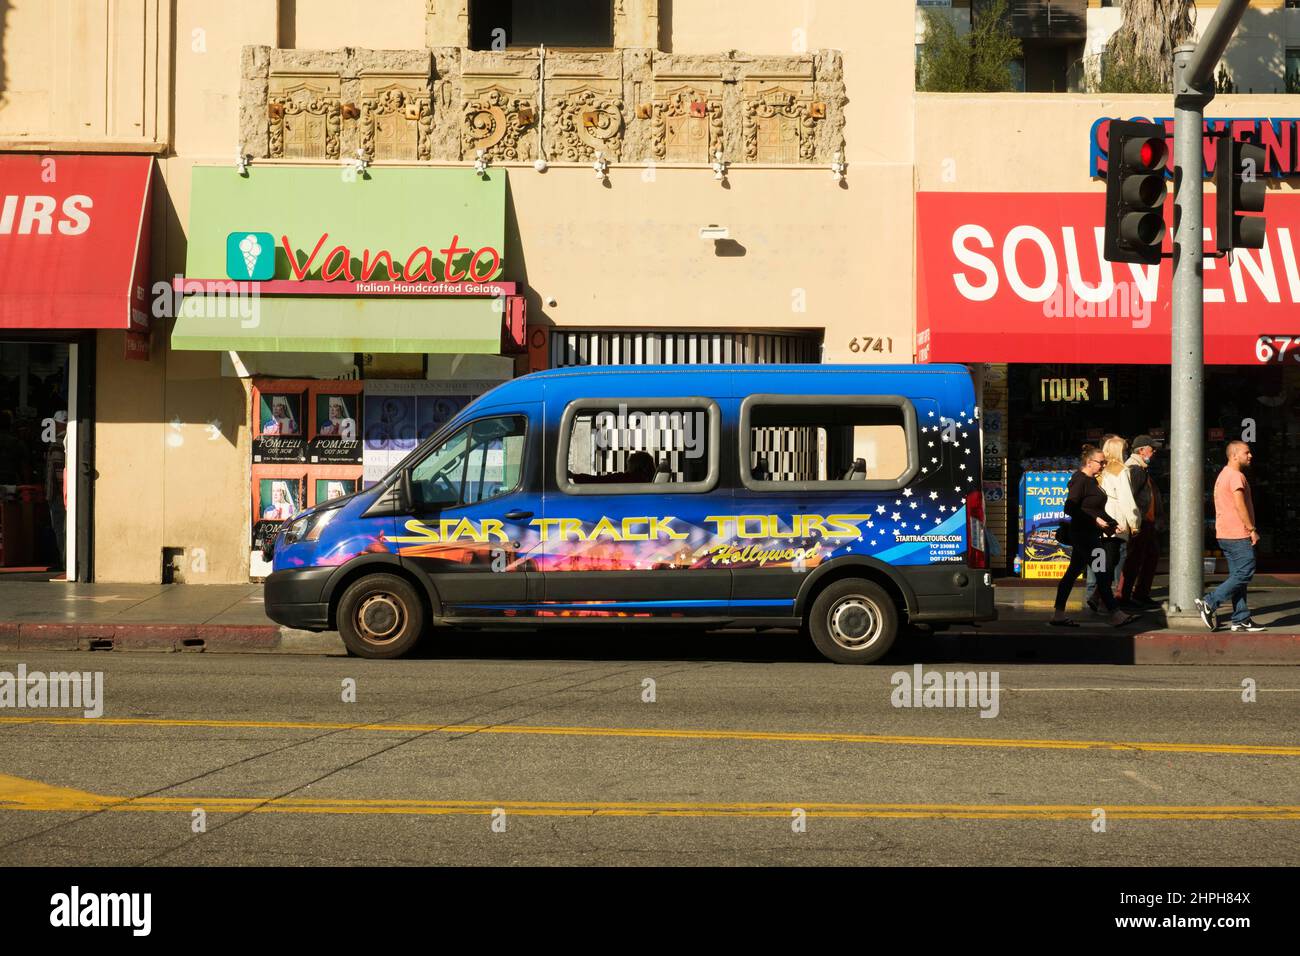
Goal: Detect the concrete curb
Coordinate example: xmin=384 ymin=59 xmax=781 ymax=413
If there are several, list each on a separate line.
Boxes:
xmin=0 ymin=622 xmax=344 ymax=655
xmin=1133 ymin=631 xmax=1300 ymax=665
xmin=1 ymin=621 xmax=1296 ymax=663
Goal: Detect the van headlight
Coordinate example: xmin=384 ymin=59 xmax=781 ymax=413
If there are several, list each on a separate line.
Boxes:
xmin=282 ymin=508 xmax=339 ymax=546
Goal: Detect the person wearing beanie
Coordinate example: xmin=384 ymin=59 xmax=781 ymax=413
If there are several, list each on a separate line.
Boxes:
xmin=1118 ymin=433 xmax=1161 ymax=609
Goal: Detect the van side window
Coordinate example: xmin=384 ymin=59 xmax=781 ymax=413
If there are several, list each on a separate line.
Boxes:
xmin=557 ymin=398 xmax=720 ymax=495
xmin=739 ymin=395 xmax=919 ymax=492
xmin=409 ymin=415 xmax=526 ymax=510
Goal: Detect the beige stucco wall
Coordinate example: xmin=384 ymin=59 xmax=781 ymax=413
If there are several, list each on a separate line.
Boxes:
xmin=7 ymin=0 xmax=916 ymax=583
xmin=915 ymin=92 xmax=1300 ymax=193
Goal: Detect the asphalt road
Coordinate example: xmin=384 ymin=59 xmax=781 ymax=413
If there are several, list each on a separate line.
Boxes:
xmin=0 ymin=640 xmax=1297 ymax=865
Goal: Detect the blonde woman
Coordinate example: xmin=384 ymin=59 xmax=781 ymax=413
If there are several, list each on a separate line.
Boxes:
xmin=1086 ymin=435 xmax=1142 ymax=614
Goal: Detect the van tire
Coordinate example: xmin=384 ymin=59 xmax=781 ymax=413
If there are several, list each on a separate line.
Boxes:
xmin=336 ymin=574 xmax=425 ymax=659
xmin=806 ymin=578 xmax=898 ymax=664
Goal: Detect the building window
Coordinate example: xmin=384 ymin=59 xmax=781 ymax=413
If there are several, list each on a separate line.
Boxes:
xmin=469 ymin=0 xmax=614 ymax=50
xmin=1288 ymin=48 xmax=1300 ymax=94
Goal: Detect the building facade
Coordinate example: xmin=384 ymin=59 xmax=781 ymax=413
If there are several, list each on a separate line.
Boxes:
xmin=0 ymin=0 xmax=913 ymax=584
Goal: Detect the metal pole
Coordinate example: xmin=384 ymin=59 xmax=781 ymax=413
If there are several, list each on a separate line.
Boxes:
xmin=1185 ymin=0 xmax=1252 ymax=89
xmin=1168 ymin=46 xmax=1210 ymax=618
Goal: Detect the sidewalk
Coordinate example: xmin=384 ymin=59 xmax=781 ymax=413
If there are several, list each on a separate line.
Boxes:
xmin=0 ymin=576 xmax=1297 ymax=663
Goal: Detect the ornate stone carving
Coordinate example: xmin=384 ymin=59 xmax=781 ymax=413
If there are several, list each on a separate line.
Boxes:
xmin=361 ymin=77 xmax=433 ymax=161
xmin=742 ymin=84 xmax=820 ymax=164
xmin=651 ymin=84 xmax=723 ymax=163
xmin=546 ymin=86 xmax=625 ymax=162
xmin=463 ymin=84 xmax=536 ymax=161
xmin=268 ymin=73 xmax=341 ymax=159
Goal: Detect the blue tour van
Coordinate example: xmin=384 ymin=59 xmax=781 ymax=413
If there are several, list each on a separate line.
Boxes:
xmin=263 ymin=364 xmax=996 ymax=663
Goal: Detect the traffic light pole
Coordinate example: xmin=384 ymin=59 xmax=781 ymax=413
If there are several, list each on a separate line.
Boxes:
xmin=1167 ymin=0 xmax=1250 ymax=620
xmin=1168 ymin=46 xmax=1210 ymax=620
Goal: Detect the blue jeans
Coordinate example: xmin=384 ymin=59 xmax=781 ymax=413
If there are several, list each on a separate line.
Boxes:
xmin=1204 ymin=538 xmax=1256 ymax=624
xmin=1085 ymin=539 xmax=1127 ymax=604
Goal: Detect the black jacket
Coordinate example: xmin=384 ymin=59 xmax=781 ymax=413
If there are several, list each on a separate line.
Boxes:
xmin=1064 ymin=470 xmax=1117 ymax=543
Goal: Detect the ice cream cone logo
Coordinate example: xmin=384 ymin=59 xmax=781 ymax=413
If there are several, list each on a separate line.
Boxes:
xmin=225 ymin=230 xmax=275 ymax=280
xmin=239 ymin=234 xmax=262 ymax=276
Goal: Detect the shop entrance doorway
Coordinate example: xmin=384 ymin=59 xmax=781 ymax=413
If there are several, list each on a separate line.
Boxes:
xmin=0 ymin=341 xmax=82 ymax=580
xmin=1006 ymin=364 xmax=1300 ymax=572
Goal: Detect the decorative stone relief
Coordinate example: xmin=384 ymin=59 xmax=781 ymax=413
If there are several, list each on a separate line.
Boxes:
xmin=463 ymin=83 xmax=537 ymax=161
xmin=268 ymin=72 xmax=341 ymax=159
xmin=742 ymin=82 xmax=819 ymax=164
xmin=651 ymin=80 xmax=723 ymax=163
xmin=361 ymin=74 xmax=433 ymax=161
xmin=546 ymin=83 xmax=624 ymax=162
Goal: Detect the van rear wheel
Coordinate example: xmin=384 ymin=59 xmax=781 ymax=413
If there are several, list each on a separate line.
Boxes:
xmin=806 ymin=579 xmax=898 ymax=664
xmin=337 ymin=574 xmax=425 ymax=659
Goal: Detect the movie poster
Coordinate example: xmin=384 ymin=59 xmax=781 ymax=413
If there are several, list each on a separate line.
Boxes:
xmin=252 ymin=474 xmax=305 ymax=551
xmin=309 ymin=390 xmax=362 ymax=464
xmin=314 ymin=477 xmax=357 ymax=505
xmin=362 ymin=380 xmax=499 ymax=486
xmin=253 ymin=388 xmax=306 ymax=463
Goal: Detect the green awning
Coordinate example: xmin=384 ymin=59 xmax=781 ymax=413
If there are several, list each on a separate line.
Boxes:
xmin=172 ymin=165 xmax=507 ymax=353
xmin=172 ymin=295 xmax=504 ymax=353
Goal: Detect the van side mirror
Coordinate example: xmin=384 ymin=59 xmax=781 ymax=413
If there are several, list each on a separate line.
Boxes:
xmin=400 ymin=469 xmax=414 ymax=513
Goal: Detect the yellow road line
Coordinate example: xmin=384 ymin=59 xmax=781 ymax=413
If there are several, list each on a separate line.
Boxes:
xmin=0 ymin=714 xmax=1297 ymax=757
xmin=0 ymin=776 xmax=1296 ymax=820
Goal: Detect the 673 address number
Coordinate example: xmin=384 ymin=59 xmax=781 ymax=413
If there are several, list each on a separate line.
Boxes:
xmin=1256 ymin=335 xmax=1300 ymax=362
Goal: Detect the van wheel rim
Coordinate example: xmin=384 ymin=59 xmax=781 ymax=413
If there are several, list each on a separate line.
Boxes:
xmin=828 ymin=596 xmax=882 ymax=650
xmin=357 ymin=594 xmax=405 ymax=644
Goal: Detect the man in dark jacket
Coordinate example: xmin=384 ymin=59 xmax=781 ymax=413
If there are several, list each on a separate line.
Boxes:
xmin=1118 ymin=434 xmax=1161 ymax=609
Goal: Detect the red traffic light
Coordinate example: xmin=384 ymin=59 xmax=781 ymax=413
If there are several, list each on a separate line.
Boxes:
xmin=1123 ymin=136 xmax=1167 ymax=172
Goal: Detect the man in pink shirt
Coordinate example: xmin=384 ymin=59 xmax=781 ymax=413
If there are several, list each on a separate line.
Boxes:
xmin=1195 ymin=441 xmax=1264 ymax=632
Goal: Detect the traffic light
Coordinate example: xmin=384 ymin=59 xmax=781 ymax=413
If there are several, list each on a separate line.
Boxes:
xmin=1215 ymin=136 xmax=1267 ymax=252
xmin=1103 ymin=120 xmax=1169 ymax=265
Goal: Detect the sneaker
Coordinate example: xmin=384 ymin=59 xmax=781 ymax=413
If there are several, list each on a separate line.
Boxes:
xmin=1086 ymin=596 xmax=1103 ymax=614
xmin=1230 ymin=619 xmax=1267 ymax=633
xmin=1194 ymin=598 xmax=1217 ymax=631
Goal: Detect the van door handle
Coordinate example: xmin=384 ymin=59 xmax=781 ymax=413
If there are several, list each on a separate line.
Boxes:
xmin=504 ymin=509 xmax=533 ymax=521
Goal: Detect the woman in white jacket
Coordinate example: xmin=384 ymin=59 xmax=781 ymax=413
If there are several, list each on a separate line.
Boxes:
xmin=1087 ymin=436 xmax=1142 ymax=613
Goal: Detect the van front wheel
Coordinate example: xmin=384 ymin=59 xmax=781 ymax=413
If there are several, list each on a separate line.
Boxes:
xmin=806 ymin=579 xmax=898 ymax=664
xmin=337 ymin=574 xmax=425 ymax=659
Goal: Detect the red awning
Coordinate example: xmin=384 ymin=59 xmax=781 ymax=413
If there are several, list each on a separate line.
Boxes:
xmin=0 ymin=154 xmax=153 ymax=331
xmin=916 ymin=191 xmax=1289 ymax=365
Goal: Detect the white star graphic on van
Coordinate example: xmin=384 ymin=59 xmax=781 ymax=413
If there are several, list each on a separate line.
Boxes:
xmin=866 ymin=520 xmax=875 ymax=528
xmin=894 ymin=499 xmax=902 ymax=506
xmin=954 ymin=486 xmax=961 ymax=492
xmin=909 ymin=502 xmax=917 ymax=509
xmin=928 ymin=491 xmax=938 ymax=500
xmin=903 ymin=488 xmax=913 ymax=497
xmin=913 ymin=524 xmax=920 ymax=530
xmin=921 ymin=467 xmax=928 ymax=473
xmin=935 ymin=517 xmax=943 ymax=525
xmin=959 ymin=464 xmax=966 ymax=470
xmin=920 ymin=513 xmax=927 ymax=519
xmin=965 ymin=448 xmax=971 ymax=454
xmin=891 ymin=512 xmax=901 ymax=521
xmin=967 ymin=476 xmax=974 ymax=482
xmin=876 ymin=505 xmax=886 ymax=514
xmin=927 ymin=411 xmax=935 ymax=417
xmin=939 ymin=505 xmax=946 ymax=512
xmin=931 ymin=457 xmax=937 ymax=464
xmin=928 ymin=441 xmax=934 ymax=447
xmin=870 ymin=540 xmax=877 ymax=546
